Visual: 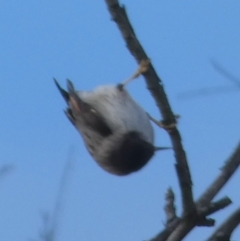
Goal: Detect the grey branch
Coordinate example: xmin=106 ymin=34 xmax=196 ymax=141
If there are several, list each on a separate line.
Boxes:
xmin=149 ymin=183 xmax=235 ymax=241
xmin=148 ymin=189 xmax=180 ymax=241
xmin=177 ymin=60 xmax=240 ymax=100
xmin=34 ymin=148 xmax=75 ymax=241
xmin=104 ymin=0 xmax=194 ymax=216
xmin=104 ymin=2 xmax=240 ymax=241
xmin=165 ymin=143 xmax=240 ymax=241
xmin=197 ymin=142 xmax=240 ymax=207
xmin=199 ymin=197 xmax=232 ymax=217
xmin=211 ymin=60 xmax=240 ymax=89
xmin=164 ymin=188 xmax=178 ymax=224
xmin=205 ymin=207 xmax=240 ymax=241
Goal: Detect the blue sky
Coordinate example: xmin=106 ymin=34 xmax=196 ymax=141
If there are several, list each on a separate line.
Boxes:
xmin=0 ymin=1 xmax=240 ymax=241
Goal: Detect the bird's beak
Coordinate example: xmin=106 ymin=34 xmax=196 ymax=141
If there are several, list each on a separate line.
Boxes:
xmin=154 ymin=146 xmax=172 ymax=151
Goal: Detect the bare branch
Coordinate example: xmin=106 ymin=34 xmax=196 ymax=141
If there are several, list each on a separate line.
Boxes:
xmin=46 ymin=149 xmax=75 ymax=241
xmin=165 ymin=143 xmax=240 ymax=241
xmin=164 ymin=214 xmax=215 ymax=241
xmin=149 ymin=219 xmax=180 ymax=241
xmin=104 ymin=0 xmax=194 ymax=216
xmin=177 ymin=60 xmax=240 ymax=100
xmin=177 ymin=86 xmax=238 ymax=100
xmin=166 ymin=218 xmax=196 ymax=241
xmin=211 ymin=60 xmax=240 ymax=89
xmin=205 ymin=207 xmax=240 ymax=241
xmin=199 ymin=197 xmax=232 ymax=217
xmin=164 ymin=188 xmax=177 ymax=224
xmin=149 ymin=201 xmax=229 ymax=241
xmin=104 ymin=0 xmax=173 ymax=122
xmin=33 ymin=148 xmax=75 ymax=241
xmin=104 ymin=2 xmax=240 ymax=241
xmin=197 ymin=142 xmax=240 ymax=207
xmin=147 ymin=175 xmax=234 ymax=240
xmin=148 ymin=189 xmax=180 ymax=241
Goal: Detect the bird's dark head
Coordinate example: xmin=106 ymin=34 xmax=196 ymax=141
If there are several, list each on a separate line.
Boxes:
xmin=106 ymin=131 xmax=155 ymax=175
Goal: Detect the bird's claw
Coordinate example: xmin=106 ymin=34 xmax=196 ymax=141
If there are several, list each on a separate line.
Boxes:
xmin=136 ymin=59 xmax=150 ymax=76
xmin=148 ymin=113 xmax=179 ymax=130
xmin=119 ymin=59 xmax=151 ymax=88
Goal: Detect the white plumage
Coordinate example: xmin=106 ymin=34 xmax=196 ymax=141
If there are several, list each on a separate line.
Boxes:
xmin=55 ymin=60 xmax=169 ymax=175
xmin=78 ymin=85 xmax=154 ymax=144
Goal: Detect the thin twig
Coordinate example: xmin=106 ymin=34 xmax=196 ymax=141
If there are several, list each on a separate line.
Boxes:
xmin=148 ymin=189 xmax=180 ymax=241
xmin=205 ymin=207 xmax=240 ymax=241
xmin=199 ymin=197 xmax=232 ymax=217
xmin=165 ymin=143 xmax=240 ymax=241
xmin=211 ymin=59 xmax=240 ymax=89
xmin=104 ymin=2 xmax=240 ymax=241
xmin=148 ymin=197 xmax=232 ymax=241
xmin=177 ymin=60 xmax=240 ymax=100
xmin=34 ymin=148 xmax=75 ymax=241
xmin=149 ymin=219 xmax=181 ymax=241
xmin=104 ymin=0 xmax=194 ymax=216
xmin=149 ymin=156 xmax=236 ymax=241
xmin=164 ymin=188 xmax=177 ymax=224
xmin=197 ymin=142 xmax=240 ymax=207
xmin=177 ymin=86 xmax=239 ymax=100
xmin=49 ymin=149 xmax=74 ymax=241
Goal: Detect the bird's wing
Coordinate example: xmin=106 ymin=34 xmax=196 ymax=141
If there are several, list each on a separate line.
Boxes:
xmin=54 ymin=79 xmax=112 ymax=137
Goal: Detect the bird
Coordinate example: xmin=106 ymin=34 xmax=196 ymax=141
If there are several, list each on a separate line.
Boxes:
xmin=54 ymin=60 xmax=170 ymax=175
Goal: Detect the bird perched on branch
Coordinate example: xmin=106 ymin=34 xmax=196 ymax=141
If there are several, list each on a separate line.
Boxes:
xmin=54 ymin=60 xmax=169 ymax=175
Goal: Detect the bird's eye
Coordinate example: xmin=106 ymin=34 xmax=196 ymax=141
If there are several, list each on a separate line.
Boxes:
xmin=90 ymin=108 xmax=97 ymax=113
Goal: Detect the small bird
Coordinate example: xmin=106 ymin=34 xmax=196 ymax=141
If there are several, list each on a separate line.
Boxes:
xmin=55 ymin=60 xmax=169 ymax=175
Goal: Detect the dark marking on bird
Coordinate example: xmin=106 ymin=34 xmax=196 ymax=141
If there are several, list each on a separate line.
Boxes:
xmin=116 ymin=83 xmax=124 ymax=91
xmin=54 ymin=79 xmax=112 ymax=137
xmin=54 ymin=78 xmax=69 ymax=103
xmin=107 ymin=131 xmax=155 ymax=175
xmin=54 ymin=73 xmax=169 ymax=176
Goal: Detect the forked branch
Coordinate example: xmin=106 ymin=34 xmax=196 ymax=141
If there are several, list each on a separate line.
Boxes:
xmin=205 ymin=207 xmax=240 ymax=241
xmin=103 ymin=1 xmax=240 ymax=240
xmin=104 ymin=0 xmax=194 ymax=216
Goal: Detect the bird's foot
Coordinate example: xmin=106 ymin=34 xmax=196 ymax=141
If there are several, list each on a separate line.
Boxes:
xmin=134 ymin=59 xmax=150 ymax=77
xmin=118 ymin=59 xmax=150 ymax=89
xmin=148 ymin=114 xmax=180 ymax=130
